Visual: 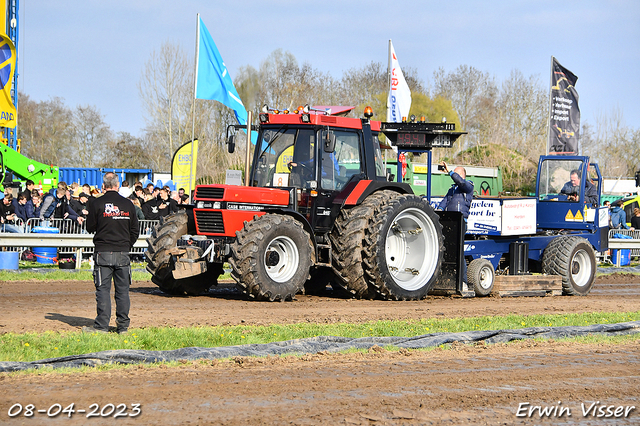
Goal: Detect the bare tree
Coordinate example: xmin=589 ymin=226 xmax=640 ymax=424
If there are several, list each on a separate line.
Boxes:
xmin=102 ymin=131 xmax=151 ymax=169
xmin=432 ymin=65 xmax=498 ymax=150
xmin=138 ymin=42 xmax=193 ymax=163
xmin=72 ymin=105 xmax=112 ymax=167
xmin=18 ymin=95 xmax=74 ymax=166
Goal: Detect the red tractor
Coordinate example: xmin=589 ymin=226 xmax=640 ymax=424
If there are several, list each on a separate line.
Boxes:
xmin=146 ymin=106 xmax=464 ymax=301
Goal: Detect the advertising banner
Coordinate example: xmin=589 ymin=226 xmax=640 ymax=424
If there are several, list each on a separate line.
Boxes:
xmin=171 ymin=139 xmax=199 ymax=195
xmin=548 ymin=57 xmax=580 ymax=154
xmin=0 ymin=33 xmax=17 ymax=128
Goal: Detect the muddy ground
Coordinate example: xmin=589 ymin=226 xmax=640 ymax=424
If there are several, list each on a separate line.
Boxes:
xmin=1 ymin=273 xmax=639 ymax=425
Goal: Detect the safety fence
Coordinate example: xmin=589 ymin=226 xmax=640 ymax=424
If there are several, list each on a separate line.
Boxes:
xmin=0 ymin=219 xmax=159 ymax=261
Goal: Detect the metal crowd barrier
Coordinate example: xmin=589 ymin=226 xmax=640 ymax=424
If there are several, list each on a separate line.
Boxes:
xmin=606 ymin=228 xmax=640 ymax=266
xmin=0 ymin=219 xmax=159 ymax=265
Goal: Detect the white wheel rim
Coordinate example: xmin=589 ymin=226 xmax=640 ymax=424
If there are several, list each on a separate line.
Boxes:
xmin=571 ymin=249 xmax=591 ymax=288
xmin=478 ymin=265 xmax=494 ymax=290
xmin=385 ymin=207 xmax=439 ymax=291
xmin=264 ymin=236 xmax=299 ymax=283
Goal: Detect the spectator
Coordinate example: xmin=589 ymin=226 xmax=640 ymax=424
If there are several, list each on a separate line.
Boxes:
xmin=13 ymin=193 xmax=28 ymax=223
xmin=1 ymin=193 xmax=23 ymax=233
xmin=84 ymin=172 xmax=139 ymax=335
xmin=70 ymin=192 xmax=90 ymax=219
xmin=41 ymin=188 xmax=83 ymax=225
xmin=90 ymin=187 xmax=100 ymax=198
xmin=21 ymin=180 xmax=35 ymax=202
xmin=118 ymin=180 xmax=132 ymax=198
xmin=129 ymin=195 xmax=146 ymax=221
xmin=157 ymin=187 xmax=178 ymax=217
xmin=610 ymin=200 xmax=629 ymax=229
xmin=26 ymin=191 xmax=42 ymax=219
xmin=631 ymin=208 xmax=640 ymax=230
xmin=134 ymin=185 xmax=145 ymax=206
xmin=82 ymin=183 xmax=93 ymax=199
xmin=141 ymin=194 xmax=161 ymax=220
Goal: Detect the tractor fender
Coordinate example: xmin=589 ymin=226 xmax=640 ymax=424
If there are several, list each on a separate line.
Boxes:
xmin=334 ymin=180 xmax=413 ymax=208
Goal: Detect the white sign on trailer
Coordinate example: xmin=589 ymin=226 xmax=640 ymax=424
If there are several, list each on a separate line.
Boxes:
xmin=501 ymin=198 xmax=537 ymax=235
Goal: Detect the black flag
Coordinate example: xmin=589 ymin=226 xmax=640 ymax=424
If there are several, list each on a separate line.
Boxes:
xmin=548 ymin=57 xmax=580 ymax=154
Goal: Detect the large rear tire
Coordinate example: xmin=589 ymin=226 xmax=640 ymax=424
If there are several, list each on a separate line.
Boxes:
xmin=542 ymin=236 xmax=596 ymax=296
xmin=330 ymin=192 xmax=387 ymax=298
xmin=364 ymin=194 xmax=444 ymax=300
xmin=146 ymin=211 xmax=220 ymax=295
xmin=229 ymin=214 xmax=314 ymax=301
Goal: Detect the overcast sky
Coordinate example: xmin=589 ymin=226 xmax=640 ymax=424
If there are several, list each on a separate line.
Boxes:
xmin=18 ymin=0 xmax=640 ymax=139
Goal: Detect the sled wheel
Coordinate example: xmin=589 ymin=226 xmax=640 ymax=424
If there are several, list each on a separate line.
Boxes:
xmin=467 ymin=258 xmax=495 ymax=297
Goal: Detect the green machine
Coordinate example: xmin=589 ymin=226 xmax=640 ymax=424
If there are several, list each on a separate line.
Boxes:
xmin=385 ymin=159 xmax=503 ymax=197
xmin=0 ymin=144 xmax=59 ymax=194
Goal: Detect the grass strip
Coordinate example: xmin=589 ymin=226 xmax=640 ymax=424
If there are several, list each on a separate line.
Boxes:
xmin=1 ymin=311 xmax=638 ymax=363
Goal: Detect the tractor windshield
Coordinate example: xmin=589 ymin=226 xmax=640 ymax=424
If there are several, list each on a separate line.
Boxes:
xmin=538 ymin=159 xmax=586 ymax=201
xmin=252 ymin=126 xmax=316 ymax=188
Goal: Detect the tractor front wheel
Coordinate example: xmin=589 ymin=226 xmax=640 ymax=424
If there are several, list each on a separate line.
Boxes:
xmin=230 ymin=214 xmax=314 ymax=301
xmin=145 ymin=211 xmax=220 ymax=295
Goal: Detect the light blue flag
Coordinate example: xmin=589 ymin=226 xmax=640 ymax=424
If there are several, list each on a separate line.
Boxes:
xmin=195 ymin=17 xmax=247 ymax=125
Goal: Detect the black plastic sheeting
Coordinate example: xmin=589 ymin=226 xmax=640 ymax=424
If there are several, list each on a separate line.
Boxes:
xmin=2 ymin=321 xmax=639 ymax=373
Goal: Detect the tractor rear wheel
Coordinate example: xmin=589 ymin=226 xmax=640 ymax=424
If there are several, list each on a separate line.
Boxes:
xmin=467 ymin=258 xmax=495 ymax=297
xmin=542 ymin=236 xmax=596 ymax=295
xmin=146 ymin=211 xmax=220 ymax=295
xmin=230 ymin=214 xmax=313 ymax=301
xmin=364 ymin=194 xmax=443 ymax=300
xmin=330 ymin=192 xmax=387 ymax=298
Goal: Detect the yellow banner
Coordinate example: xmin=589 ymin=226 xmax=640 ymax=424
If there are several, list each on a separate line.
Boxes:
xmin=171 ymin=139 xmax=199 ymax=194
xmin=0 ymin=32 xmax=17 ymax=128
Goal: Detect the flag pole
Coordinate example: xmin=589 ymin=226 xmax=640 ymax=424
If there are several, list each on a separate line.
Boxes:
xmin=188 ymin=13 xmax=200 ymax=199
xmin=546 ymin=55 xmax=555 ymax=155
xmin=386 ymin=39 xmax=392 ymax=122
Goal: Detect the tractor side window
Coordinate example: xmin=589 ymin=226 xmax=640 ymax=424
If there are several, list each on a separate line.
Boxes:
xmin=322 ymin=130 xmax=362 ymax=191
xmin=254 ymin=127 xmax=296 ymax=187
xmin=372 ymin=133 xmax=386 ymax=178
xmin=289 ymin=129 xmax=316 ymax=188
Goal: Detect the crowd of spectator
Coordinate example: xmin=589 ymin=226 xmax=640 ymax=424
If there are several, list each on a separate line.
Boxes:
xmin=0 ymin=178 xmax=191 ymax=233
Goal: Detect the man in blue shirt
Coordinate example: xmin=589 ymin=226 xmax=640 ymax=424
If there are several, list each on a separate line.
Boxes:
xmin=438 ymin=162 xmax=474 ymax=220
xmin=610 ymin=200 xmax=629 ymax=229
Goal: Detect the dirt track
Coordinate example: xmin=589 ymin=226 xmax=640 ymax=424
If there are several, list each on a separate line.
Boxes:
xmin=1 ymin=274 xmax=639 ymax=425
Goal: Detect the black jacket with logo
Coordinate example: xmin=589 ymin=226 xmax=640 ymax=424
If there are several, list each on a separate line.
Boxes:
xmin=86 ymin=191 xmax=139 ymax=252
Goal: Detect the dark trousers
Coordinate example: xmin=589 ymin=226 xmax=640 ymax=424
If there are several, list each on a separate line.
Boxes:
xmin=93 ymin=251 xmax=131 ymax=332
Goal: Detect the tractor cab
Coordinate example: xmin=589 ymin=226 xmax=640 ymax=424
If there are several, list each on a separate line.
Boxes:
xmin=244 ymin=105 xmax=389 ymax=233
xmin=250 ymin=105 xmax=387 ymax=192
xmin=536 ymin=155 xmax=603 ymax=230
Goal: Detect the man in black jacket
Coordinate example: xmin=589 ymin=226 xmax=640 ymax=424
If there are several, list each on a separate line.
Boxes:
xmin=84 ymin=172 xmax=139 ymax=334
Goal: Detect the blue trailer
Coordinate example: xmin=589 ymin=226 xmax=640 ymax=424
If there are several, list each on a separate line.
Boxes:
xmin=59 ymin=167 xmax=153 ymax=188
xmin=433 ymin=155 xmax=608 ymax=297
xmin=386 ymin=120 xmax=607 ymax=298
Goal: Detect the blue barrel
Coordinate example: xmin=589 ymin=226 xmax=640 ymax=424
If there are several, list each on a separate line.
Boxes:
xmin=33 ymin=247 xmax=57 ymax=264
xmin=0 ymin=251 xmax=19 ymax=270
xmin=32 ymin=226 xmax=60 ymax=265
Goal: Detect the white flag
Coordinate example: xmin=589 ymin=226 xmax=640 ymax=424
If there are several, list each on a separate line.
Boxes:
xmin=387 ymin=41 xmax=412 ymax=123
